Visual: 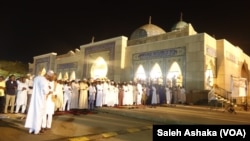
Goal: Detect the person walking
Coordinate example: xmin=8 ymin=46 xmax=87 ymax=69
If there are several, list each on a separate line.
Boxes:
xmin=24 ymin=69 xmax=54 ymax=135
xmin=4 ymin=74 xmax=18 ymax=114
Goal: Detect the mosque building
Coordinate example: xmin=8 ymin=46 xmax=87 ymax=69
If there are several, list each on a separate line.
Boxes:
xmin=28 ymin=15 xmax=250 ymax=106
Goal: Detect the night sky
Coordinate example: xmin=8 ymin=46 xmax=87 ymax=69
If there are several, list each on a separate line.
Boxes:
xmin=0 ymin=1 xmax=249 ymax=64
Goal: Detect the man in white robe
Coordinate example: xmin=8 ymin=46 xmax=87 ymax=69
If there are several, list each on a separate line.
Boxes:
xmin=24 ymin=69 xmax=54 ymax=135
xmin=63 ymin=81 xmax=72 ymax=111
xmin=165 ymin=85 xmax=171 ymax=105
xmin=136 ymin=81 xmax=143 ymax=105
xmin=42 ymin=72 xmax=56 ymax=131
xmin=95 ymin=80 xmax=103 ymax=107
xmin=54 ymin=80 xmax=64 ymax=111
xmin=79 ymin=79 xmax=89 ymax=109
xmin=15 ymin=77 xmax=28 ymax=114
xmin=71 ymin=80 xmax=80 ymax=109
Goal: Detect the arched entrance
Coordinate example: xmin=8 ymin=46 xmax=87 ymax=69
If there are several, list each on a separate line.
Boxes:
xmin=63 ymin=72 xmax=69 ymax=81
xmin=240 ymin=61 xmax=249 ymax=108
xmin=205 ymin=59 xmax=215 ymax=89
xmin=166 ymin=61 xmax=182 ymax=87
xmin=134 ymin=64 xmax=146 ymax=83
xmin=69 ymin=71 xmax=76 ymax=81
xmin=241 ymin=61 xmax=249 ymax=81
xmin=90 ymin=57 xmax=108 ymax=79
xmin=150 ymin=63 xmax=163 ymax=84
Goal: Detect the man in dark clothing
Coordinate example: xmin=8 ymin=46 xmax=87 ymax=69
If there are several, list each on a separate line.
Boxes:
xmin=4 ymin=74 xmax=18 ymax=114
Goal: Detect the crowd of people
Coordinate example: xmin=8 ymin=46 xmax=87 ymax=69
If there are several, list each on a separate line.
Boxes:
xmin=0 ymin=69 xmax=187 ymax=135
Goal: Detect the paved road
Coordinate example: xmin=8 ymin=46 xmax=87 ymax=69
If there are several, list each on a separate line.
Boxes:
xmin=0 ymin=110 xmax=156 ymax=141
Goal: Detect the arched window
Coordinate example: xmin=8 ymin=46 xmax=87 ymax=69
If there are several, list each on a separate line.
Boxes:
xmin=167 ymin=61 xmax=182 ymax=87
xmin=90 ymin=57 xmax=108 ymax=79
xmin=150 ymin=63 xmax=163 ymax=84
xmin=135 ymin=64 xmax=146 ymax=81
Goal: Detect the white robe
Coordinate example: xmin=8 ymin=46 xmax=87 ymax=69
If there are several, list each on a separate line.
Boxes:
xmin=95 ymin=83 xmax=103 ymax=107
xmin=123 ymin=85 xmax=129 ymax=105
xmin=137 ymin=83 xmax=143 ymax=105
xmin=24 ymin=75 xmax=50 ymax=133
xmin=45 ymin=81 xmax=55 ymax=115
xmin=106 ymin=85 xmax=115 ymax=106
xmin=15 ymin=81 xmax=28 ymax=113
xmin=71 ymin=82 xmax=80 ymax=109
xmin=102 ymin=82 xmax=109 ymax=105
xmin=63 ymin=84 xmax=72 ymax=111
xmin=127 ymin=84 xmax=134 ymax=105
xmin=165 ymin=87 xmax=171 ymax=104
xmin=180 ymin=87 xmax=186 ymax=104
xmin=151 ymin=86 xmax=157 ymax=104
xmin=54 ymin=82 xmax=64 ymax=111
xmin=79 ymin=82 xmax=88 ymax=109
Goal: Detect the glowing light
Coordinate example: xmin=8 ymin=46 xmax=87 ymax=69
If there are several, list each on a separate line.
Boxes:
xmin=135 ymin=65 xmax=146 ymax=80
xmin=150 ymin=63 xmax=163 ymax=84
xmin=69 ymin=71 xmax=76 ymax=81
xmin=91 ymin=57 xmax=108 ymax=79
xmin=57 ymin=72 xmax=62 ymax=80
xmin=166 ymin=61 xmax=182 ymax=87
xmin=63 ymin=72 xmax=69 ymax=81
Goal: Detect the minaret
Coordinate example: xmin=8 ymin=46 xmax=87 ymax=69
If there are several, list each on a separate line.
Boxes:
xmin=180 ymin=12 xmax=183 ymax=21
xmin=149 ymin=16 xmax=152 ymax=24
xmin=91 ymin=36 xmax=95 ymax=43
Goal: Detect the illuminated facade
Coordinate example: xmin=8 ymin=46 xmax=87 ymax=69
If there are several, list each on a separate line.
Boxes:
xmin=29 ymin=18 xmax=250 ymax=105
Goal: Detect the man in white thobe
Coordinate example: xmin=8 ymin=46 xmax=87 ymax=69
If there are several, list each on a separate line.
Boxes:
xmin=136 ymin=81 xmax=143 ymax=105
xmin=24 ymin=69 xmax=53 ymax=135
xmin=15 ymin=77 xmax=28 ymax=114
xmin=42 ymin=71 xmax=56 ymax=131
xmin=95 ymin=80 xmax=103 ymax=107
xmin=71 ymin=80 xmax=80 ymax=109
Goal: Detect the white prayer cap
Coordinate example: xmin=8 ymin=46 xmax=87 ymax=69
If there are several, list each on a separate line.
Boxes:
xmin=47 ymin=70 xmax=54 ymax=76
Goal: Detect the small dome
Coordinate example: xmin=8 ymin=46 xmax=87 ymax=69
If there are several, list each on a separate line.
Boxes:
xmin=171 ymin=21 xmax=188 ymax=31
xmin=171 ymin=13 xmax=188 ymax=31
xmin=130 ymin=17 xmax=166 ymax=40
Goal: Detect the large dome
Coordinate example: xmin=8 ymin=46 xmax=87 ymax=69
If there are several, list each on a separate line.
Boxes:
xmin=130 ymin=23 xmax=166 ymax=40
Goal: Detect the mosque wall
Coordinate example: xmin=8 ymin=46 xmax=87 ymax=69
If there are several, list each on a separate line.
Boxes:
xmin=216 ymin=39 xmax=226 ymax=90
xmin=184 ymin=34 xmax=205 ymax=92
xmin=33 ymin=53 xmax=57 ymax=76
xmin=28 ymin=21 xmax=250 ymax=106
xmin=126 ymin=33 xmax=207 ymax=92
xmin=80 ymin=36 xmax=126 ymax=82
xmin=204 ymin=33 xmax=217 ymax=90
xmin=112 ymin=36 xmax=127 ymax=82
xmin=55 ymin=52 xmax=82 ymax=80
